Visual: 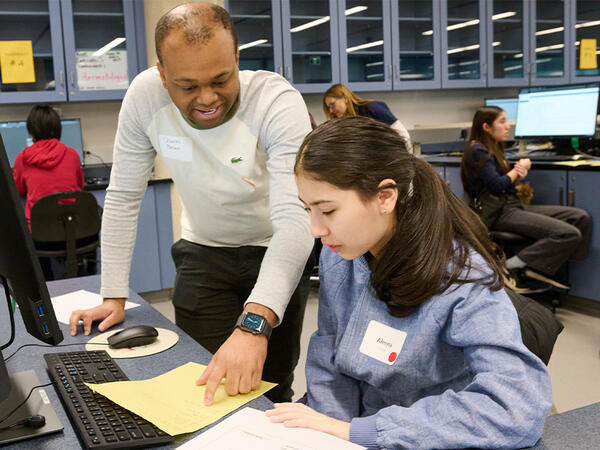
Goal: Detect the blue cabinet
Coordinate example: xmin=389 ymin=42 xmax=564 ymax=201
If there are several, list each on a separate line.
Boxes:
xmin=90 ymin=182 xmax=175 ymax=294
xmin=226 ymin=0 xmax=284 ymax=74
xmin=444 ymin=165 xmax=464 ymax=199
xmin=0 ymin=0 xmax=145 ymax=104
xmin=567 ymin=172 xmax=600 ymax=301
xmin=570 ymin=0 xmax=600 ymax=83
xmin=524 ymin=169 xmax=567 ymax=205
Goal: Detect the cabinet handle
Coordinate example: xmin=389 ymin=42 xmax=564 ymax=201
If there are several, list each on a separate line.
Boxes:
xmin=394 ymin=64 xmax=400 ymax=79
xmin=277 ymin=66 xmax=283 ymax=76
xmin=568 ymin=189 xmax=575 ymax=207
xmin=59 ymin=70 xmax=64 ymax=87
xmin=483 ymin=63 xmax=487 ymax=75
xmin=285 ymin=66 xmax=291 ymax=79
xmin=559 ymin=187 xmax=564 ymax=205
xmin=387 ymin=64 xmax=392 ymax=79
xmin=70 ymin=71 xmax=75 ymax=87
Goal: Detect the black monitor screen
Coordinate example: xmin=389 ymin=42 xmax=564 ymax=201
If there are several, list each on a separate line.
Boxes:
xmin=485 ymin=97 xmax=518 ymax=121
xmin=515 ymin=84 xmax=600 ymax=138
xmin=0 ymin=119 xmax=84 ymax=167
xmin=0 ymin=135 xmax=64 ymax=403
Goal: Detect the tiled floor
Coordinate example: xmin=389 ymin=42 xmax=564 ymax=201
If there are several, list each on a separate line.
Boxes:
xmin=147 ymin=284 xmax=600 ymax=413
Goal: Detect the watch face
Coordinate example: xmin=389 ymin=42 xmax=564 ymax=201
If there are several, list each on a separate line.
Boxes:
xmin=242 ymin=312 xmax=264 ymax=331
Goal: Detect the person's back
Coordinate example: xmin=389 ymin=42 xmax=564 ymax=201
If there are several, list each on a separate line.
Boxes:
xmin=12 ymin=105 xmax=84 ymax=225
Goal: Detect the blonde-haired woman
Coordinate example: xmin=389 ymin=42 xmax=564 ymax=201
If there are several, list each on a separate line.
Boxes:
xmin=323 ymin=83 xmax=412 ymax=152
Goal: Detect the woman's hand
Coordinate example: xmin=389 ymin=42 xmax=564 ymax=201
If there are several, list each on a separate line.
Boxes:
xmin=265 ymin=403 xmax=351 ymax=441
xmin=517 ymin=158 xmax=532 ymax=170
xmin=514 ymin=163 xmax=528 ymax=180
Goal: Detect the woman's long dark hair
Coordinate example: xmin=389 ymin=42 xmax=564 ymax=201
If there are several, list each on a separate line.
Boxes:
xmin=461 ymin=106 xmax=510 ymax=191
xmin=295 ymin=116 xmax=504 ymax=317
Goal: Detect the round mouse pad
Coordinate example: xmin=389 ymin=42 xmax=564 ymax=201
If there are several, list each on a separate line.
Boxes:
xmin=85 ymin=327 xmax=179 ymax=358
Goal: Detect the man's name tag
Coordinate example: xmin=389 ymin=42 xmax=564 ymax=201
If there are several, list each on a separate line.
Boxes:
xmin=159 ymin=135 xmax=192 ymax=162
xmin=359 ymin=320 xmax=407 ymax=365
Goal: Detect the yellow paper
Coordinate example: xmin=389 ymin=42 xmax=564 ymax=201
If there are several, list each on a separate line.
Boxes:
xmin=552 ymin=160 xmax=593 ymax=167
xmin=84 ymin=362 xmax=276 ymax=436
xmin=0 ymin=40 xmax=35 ymax=83
xmin=579 ymin=38 xmax=598 ymax=70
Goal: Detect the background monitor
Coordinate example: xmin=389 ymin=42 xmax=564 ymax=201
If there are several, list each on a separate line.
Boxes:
xmin=0 ymin=134 xmax=64 ymax=405
xmin=485 ymin=97 xmax=518 ymax=121
xmin=0 ymin=119 xmax=84 ymax=167
xmin=515 ymin=84 xmax=600 ymax=138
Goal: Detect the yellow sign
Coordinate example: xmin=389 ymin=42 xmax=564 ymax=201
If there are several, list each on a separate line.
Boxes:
xmin=0 ymin=40 xmax=36 ymax=84
xmin=85 ymin=362 xmax=276 ymax=436
xmin=579 ymin=38 xmax=598 ymax=70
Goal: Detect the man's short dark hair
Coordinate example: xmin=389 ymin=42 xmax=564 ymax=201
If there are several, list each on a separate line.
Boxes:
xmin=26 ymin=105 xmax=61 ymax=142
xmin=155 ymin=3 xmax=238 ymax=63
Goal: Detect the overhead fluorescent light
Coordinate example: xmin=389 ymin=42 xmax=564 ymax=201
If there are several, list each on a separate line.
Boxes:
xmin=536 ymin=26 xmax=564 ymax=36
xmin=504 ymin=65 xmax=523 ymax=72
xmin=291 ymin=16 xmax=330 ymax=33
xmin=493 ymin=41 xmax=501 ymax=47
xmin=492 ymin=11 xmax=516 ymax=20
xmin=447 ymin=19 xmax=480 ymax=31
xmin=575 ymin=20 xmax=600 ymax=29
xmin=345 ymin=6 xmax=368 ymax=16
xmin=422 ymin=30 xmax=434 ymax=36
xmin=514 ymin=53 xmax=523 ymax=58
xmin=347 ymin=40 xmax=384 ymax=53
xmin=92 ymin=37 xmax=126 ymax=57
xmin=447 ymin=44 xmax=480 ymax=55
xmin=535 ymin=43 xmax=564 ymax=53
xmin=239 ymin=39 xmax=268 ymax=51
xmin=291 ymin=6 xmax=367 ymax=33
xmin=366 ymin=73 xmax=384 ymax=79
xmin=365 ymin=61 xmax=384 ymax=67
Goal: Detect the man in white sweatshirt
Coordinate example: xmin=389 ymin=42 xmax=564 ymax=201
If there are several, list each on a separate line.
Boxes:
xmin=69 ymin=2 xmax=314 ymax=405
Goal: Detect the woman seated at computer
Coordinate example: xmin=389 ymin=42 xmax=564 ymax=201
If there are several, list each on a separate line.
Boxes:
xmin=323 ymin=83 xmax=413 ymax=152
xmin=266 ymin=116 xmax=551 ymax=449
xmin=461 ymin=106 xmax=590 ymax=289
xmin=13 ymin=105 xmax=84 ymax=227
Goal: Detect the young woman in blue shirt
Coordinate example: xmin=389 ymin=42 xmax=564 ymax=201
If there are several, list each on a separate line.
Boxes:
xmin=266 ymin=116 xmax=552 ymax=449
xmin=461 ymin=106 xmax=590 ymax=290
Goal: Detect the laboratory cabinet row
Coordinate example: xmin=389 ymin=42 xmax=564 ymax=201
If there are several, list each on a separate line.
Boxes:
xmin=228 ymin=0 xmax=600 ymax=93
xmin=88 ymin=180 xmax=175 ymax=294
xmin=0 ymin=0 xmax=146 ymax=104
xmin=435 ymin=163 xmax=600 ymax=302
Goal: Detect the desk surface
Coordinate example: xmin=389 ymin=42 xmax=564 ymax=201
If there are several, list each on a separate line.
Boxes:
xmin=2 ymin=275 xmax=272 ymax=449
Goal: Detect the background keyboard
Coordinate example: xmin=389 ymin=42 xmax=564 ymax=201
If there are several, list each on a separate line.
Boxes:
xmin=44 ymin=350 xmax=172 ymax=449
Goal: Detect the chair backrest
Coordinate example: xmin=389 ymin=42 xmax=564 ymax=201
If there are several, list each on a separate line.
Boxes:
xmin=30 ymin=190 xmax=100 ymax=243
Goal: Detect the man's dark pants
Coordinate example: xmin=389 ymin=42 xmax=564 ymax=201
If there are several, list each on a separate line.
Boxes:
xmin=171 ymin=239 xmax=313 ymax=403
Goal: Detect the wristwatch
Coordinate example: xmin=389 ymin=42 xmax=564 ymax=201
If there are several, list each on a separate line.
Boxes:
xmin=235 ymin=312 xmax=272 ymax=340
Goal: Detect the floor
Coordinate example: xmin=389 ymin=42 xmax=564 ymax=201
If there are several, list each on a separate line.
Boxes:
xmin=147 ymin=282 xmax=600 ymax=414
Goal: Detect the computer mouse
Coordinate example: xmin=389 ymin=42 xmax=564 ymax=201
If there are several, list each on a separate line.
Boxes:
xmin=107 ymin=325 xmax=158 ymax=349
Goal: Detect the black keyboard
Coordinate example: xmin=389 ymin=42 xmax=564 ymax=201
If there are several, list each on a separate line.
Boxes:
xmin=507 ymin=153 xmax=593 ymax=161
xmin=44 ymin=350 xmax=172 ymax=449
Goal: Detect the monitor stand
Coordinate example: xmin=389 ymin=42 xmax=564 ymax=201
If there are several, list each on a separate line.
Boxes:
xmin=0 ymin=370 xmax=63 ymax=445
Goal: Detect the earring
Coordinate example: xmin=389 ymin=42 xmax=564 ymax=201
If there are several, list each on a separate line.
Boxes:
xmin=382 ymin=209 xmax=388 ymax=214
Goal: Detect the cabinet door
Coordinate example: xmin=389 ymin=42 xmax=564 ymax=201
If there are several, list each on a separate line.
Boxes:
xmin=339 ymin=0 xmax=392 ymax=92
xmin=226 ymin=0 xmax=284 ymax=75
xmin=441 ymin=0 xmax=487 ymax=88
xmin=524 ymin=169 xmax=567 ymax=205
xmin=566 ymin=171 xmax=599 ymax=302
xmin=444 ymin=165 xmax=464 ymax=199
xmin=60 ymin=0 xmax=139 ymax=101
xmin=569 ymin=0 xmax=600 ymax=83
xmin=90 ymin=187 xmax=162 ymax=294
xmin=486 ymin=0 xmax=530 ymax=86
xmin=281 ymin=0 xmax=341 ymax=93
xmin=0 ymin=0 xmax=67 ymax=104
xmin=530 ymin=0 xmax=570 ymax=85
xmin=391 ymin=0 xmax=441 ymax=89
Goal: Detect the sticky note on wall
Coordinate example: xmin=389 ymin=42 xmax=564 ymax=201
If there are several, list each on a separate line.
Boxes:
xmin=579 ymin=38 xmax=598 ymax=70
xmin=0 ymin=40 xmax=36 ymax=84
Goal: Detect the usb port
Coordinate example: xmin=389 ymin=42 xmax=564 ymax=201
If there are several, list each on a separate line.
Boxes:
xmin=38 ymin=305 xmax=45 ymax=316
xmin=43 ymin=323 xmax=49 ymax=334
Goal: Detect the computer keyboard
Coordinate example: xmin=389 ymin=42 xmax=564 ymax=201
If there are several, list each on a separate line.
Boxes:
xmin=506 ymin=153 xmax=593 ymax=161
xmin=44 ymin=350 xmax=172 ymax=449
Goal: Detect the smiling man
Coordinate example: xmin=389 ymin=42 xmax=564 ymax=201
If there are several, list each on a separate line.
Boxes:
xmin=69 ymin=2 xmax=314 ymax=405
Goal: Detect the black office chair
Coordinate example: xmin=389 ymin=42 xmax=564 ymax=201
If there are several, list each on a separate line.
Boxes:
xmin=30 ymin=190 xmax=101 ymax=279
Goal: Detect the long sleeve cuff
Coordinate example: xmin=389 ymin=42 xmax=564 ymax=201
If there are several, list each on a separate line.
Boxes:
xmin=350 ymin=415 xmax=378 ymax=449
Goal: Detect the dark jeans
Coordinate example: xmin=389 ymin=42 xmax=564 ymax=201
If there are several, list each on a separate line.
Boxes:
xmin=493 ymin=197 xmax=591 ymax=276
xmin=171 ymin=239 xmax=313 ymax=403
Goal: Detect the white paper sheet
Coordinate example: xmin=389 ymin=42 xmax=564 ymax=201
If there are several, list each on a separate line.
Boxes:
xmin=177 ymin=407 xmax=365 ymax=450
xmin=50 ymin=289 xmax=140 ymax=324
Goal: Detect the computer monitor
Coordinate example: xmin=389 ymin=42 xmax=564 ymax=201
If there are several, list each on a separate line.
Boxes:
xmin=0 ymin=119 xmax=84 ymax=167
xmin=485 ymin=97 xmax=518 ymax=122
xmin=0 ymin=134 xmax=63 ymax=405
xmin=515 ymin=84 xmax=600 ymax=138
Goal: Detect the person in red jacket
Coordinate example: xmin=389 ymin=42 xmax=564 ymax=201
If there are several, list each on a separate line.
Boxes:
xmin=13 ymin=105 xmax=84 ymax=227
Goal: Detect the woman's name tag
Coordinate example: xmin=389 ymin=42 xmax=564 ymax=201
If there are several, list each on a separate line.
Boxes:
xmin=359 ymin=320 xmax=407 ymax=365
